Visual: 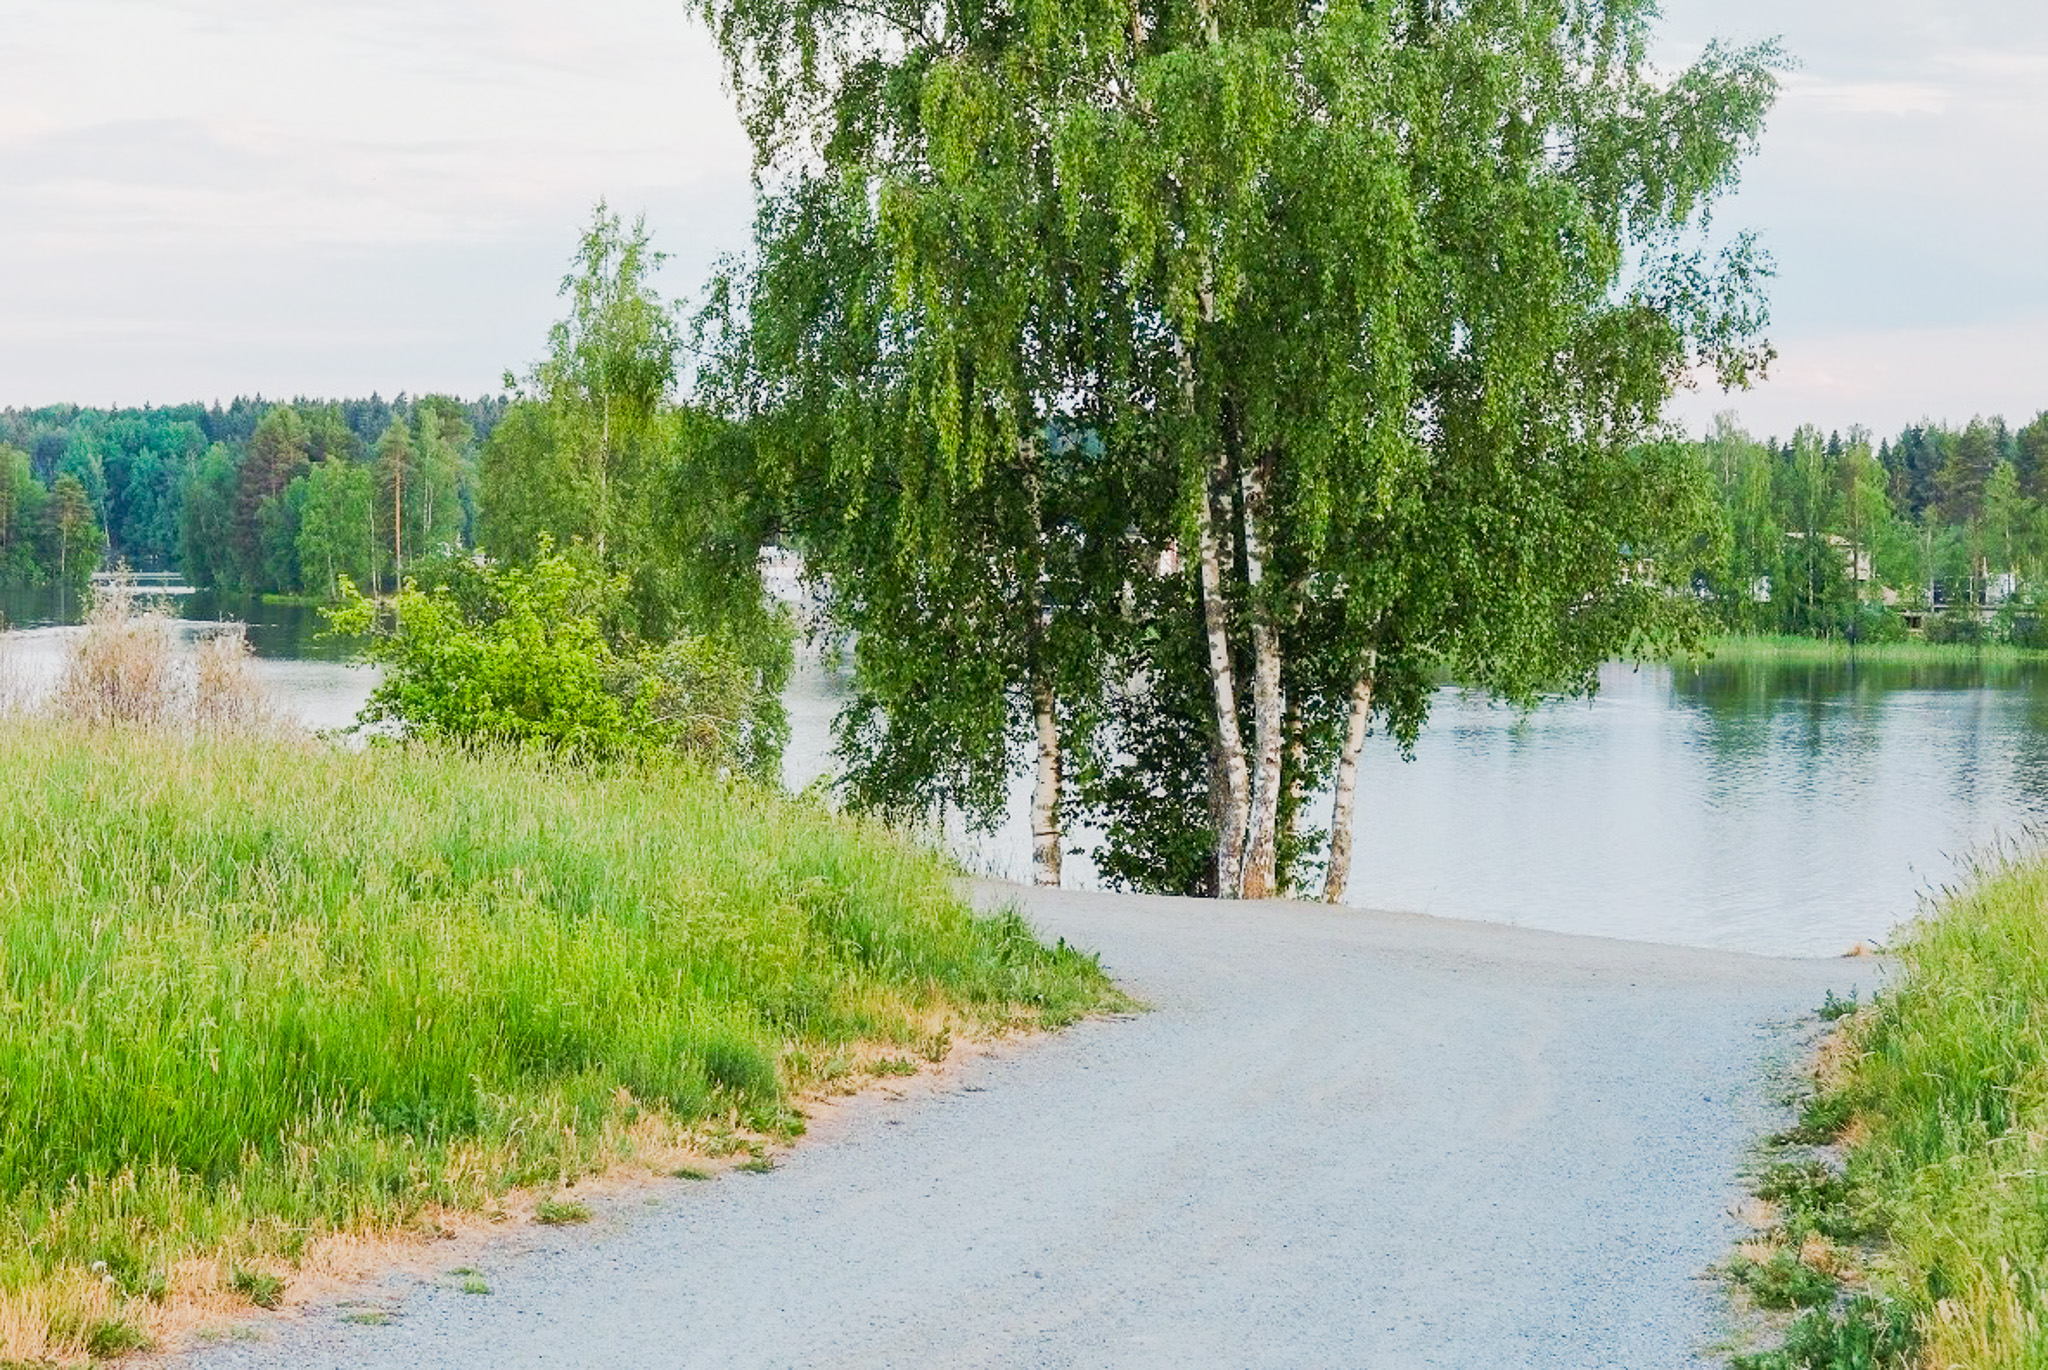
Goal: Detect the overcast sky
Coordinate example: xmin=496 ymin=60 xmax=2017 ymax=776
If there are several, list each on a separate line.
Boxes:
xmin=1 ymin=1 xmax=2043 ymax=441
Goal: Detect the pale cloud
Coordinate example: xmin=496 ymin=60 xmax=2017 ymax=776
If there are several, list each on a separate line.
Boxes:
xmin=1781 ymin=76 xmax=1948 ymax=117
xmin=1669 ymin=317 xmax=2048 ymax=441
xmin=1659 ymin=0 xmax=2048 ymax=439
xmin=2 ymin=0 xmax=2044 ymax=418
xmin=0 ymin=0 xmax=753 ymax=403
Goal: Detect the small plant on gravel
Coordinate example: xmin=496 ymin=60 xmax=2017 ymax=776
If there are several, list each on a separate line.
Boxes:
xmin=736 ymin=1158 xmax=777 ymax=1174
xmin=342 ymin=1310 xmax=394 ymax=1326
xmin=534 ymin=1198 xmax=591 ymax=1225
xmin=1725 ymin=993 xmax=1916 ymax=1370
xmin=1816 ymin=989 xmax=1860 ymax=1022
xmin=231 ymin=1269 xmax=285 ymax=1310
xmin=81 ymin=1318 xmax=150 ymax=1358
xmin=1770 ymin=1092 xmax=1856 ymax=1148
xmin=1729 ymin=1249 xmax=1836 ymax=1311
xmin=672 ymin=1166 xmax=712 ymax=1181
xmin=1753 ymin=1161 xmax=1868 ymax=1244
xmin=459 ymin=1276 xmax=491 ymax=1296
xmin=1730 ymin=1295 xmax=1914 ymax=1370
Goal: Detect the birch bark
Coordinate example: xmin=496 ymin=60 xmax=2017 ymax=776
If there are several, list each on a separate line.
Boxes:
xmin=1180 ymin=286 xmax=1251 ymax=897
xmin=1030 ymin=670 xmax=1063 ymax=887
xmin=1195 ymin=473 xmax=1249 ymax=896
xmin=1321 ymin=655 xmax=1377 ymax=904
xmin=1236 ymin=454 xmax=1285 ymax=900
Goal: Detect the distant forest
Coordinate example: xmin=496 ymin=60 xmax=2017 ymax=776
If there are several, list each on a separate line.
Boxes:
xmin=1702 ymin=410 xmax=2048 ymax=642
xmin=0 ymin=395 xmax=507 ymax=594
xmin=8 ymin=389 xmax=2048 ymax=647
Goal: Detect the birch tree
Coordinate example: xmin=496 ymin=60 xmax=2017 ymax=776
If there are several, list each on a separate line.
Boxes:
xmin=696 ymin=0 xmax=1775 ymax=898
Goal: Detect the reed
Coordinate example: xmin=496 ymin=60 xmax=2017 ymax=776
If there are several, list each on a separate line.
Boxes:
xmin=1683 ymin=633 xmax=2048 ymax=666
xmin=0 ymin=725 xmax=1114 ymax=1361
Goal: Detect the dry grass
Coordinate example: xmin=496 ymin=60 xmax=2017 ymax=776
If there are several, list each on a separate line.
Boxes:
xmin=46 ymin=579 xmax=291 ymax=738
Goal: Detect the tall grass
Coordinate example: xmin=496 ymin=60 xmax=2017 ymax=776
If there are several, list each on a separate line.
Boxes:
xmin=0 ymin=726 xmax=1114 ymax=1360
xmin=1686 ymin=633 xmax=2047 ymax=666
xmin=1768 ymin=852 xmax=2048 ymax=1367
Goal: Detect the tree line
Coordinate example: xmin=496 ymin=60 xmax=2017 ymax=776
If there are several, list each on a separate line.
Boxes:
xmin=1695 ymin=411 xmax=2048 ymax=642
xmin=0 ymin=395 xmax=507 ymax=596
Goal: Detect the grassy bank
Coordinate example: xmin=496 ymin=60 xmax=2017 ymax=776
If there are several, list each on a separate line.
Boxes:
xmin=1731 ymin=853 xmax=2048 ymax=1368
xmin=0 ymin=724 xmax=1116 ymax=1362
xmin=1687 ymin=634 xmax=2048 ymax=666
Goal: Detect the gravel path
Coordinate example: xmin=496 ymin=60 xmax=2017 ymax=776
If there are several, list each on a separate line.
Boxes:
xmin=178 ymin=886 xmax=1883 ymax=1369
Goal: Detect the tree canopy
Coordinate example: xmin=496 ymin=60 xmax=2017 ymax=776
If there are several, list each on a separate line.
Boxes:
xmin=696 ymin=0 xmax=1780 ymax=897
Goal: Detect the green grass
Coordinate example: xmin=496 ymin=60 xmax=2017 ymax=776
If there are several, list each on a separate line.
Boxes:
xmin=0 ymin=722 xmax=1118 ymax=1361
xmin=1733 ymin=849 xmax=2048 ymax=1368
xmin=1683 ymin=633 xmax=2048 ymax=665
xmin=532 ymin=1198 xmax=590 ymax=1226
xmin=229 ymin=1270 xmax=284 ymax=1310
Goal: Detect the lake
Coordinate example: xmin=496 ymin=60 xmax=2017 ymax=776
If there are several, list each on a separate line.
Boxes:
xmin=8 ymin=583 xmax=2044 ymax=957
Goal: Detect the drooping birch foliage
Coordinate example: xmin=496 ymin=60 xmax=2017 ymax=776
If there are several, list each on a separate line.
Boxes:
xmin=695 ymin=0 xmax=1779 ymax=897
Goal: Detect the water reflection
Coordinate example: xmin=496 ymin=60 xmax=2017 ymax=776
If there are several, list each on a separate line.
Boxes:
xmin=788 ymin=654 xmax=2048 ymax=957
xmin=1348 ymin=661 xmax=2048 ymax=956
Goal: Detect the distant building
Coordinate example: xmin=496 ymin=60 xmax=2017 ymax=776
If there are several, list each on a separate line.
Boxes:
xmin=1783 ymin=531 xmax=1872 ymax=586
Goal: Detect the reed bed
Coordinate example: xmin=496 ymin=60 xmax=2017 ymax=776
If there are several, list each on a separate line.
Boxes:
xmin=1686 ymin=633 xmax=2048 ymax=666
xmin=0 ymin=725 xmax=1113 ymax=1361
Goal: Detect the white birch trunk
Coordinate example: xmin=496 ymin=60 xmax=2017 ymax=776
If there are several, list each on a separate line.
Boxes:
xmin=1236 ymin=458 xmax=1285 ymax=900
xmin=1031 ymin=673 xmax=1062 ymax=887
xmin=1280 ymin=703 xmax=1305 ymax=898
xmin=1181 ymin=286 xmax=1250 ymax=898
xmin=1321 ymin=658 xmax=1377 ymax=904
xmin=1195 ymin=471 xmax=1249 ymax=896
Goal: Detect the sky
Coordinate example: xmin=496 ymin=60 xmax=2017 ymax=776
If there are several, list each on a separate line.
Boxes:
xmin=0 ymin=0 xmax=2043 ymax=441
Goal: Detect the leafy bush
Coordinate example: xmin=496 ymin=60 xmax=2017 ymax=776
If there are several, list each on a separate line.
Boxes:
xmin=1846 ymin=606 xmax=1909 ymax=645
xmin=329 ymin=546 xmax=780 ymax=777
xmin=1924 ymin=611 xmax=1986 ymax=646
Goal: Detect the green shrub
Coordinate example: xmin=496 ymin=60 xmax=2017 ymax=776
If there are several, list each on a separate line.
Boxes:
xmin=1925 ymin=611 xmax=1986 ymax=646
xmin=328 ymin=545 xmax=783 ymax=777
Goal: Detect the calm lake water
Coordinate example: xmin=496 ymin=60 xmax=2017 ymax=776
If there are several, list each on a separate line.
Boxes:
xmin=8 ymin=584 xmax=2045 ymax=957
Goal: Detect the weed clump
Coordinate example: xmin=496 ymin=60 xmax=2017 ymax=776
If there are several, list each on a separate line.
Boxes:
xmin=47 ymin=579 xmax=288 ymax=737
xmin=230 ymin=1270 xmax=285 ymax=1310
xmin=533 ymin=1199 xmax=591 ymax=1226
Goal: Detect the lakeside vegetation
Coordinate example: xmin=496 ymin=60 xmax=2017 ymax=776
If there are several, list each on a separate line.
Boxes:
xmin=1730 ymin=853 xmax=2048 ymax=1369
xmin=1693 ymin=415 xmax=2048 ymax=649
xmin=0 ymin=720 xmax=1114 ymax=1362
xmin=0 ymin=395 xmax=506 ymax=597
xmin=1689 ymin=634 xmax=2048 ymax=666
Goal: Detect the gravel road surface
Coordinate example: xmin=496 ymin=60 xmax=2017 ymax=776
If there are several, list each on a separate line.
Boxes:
xmin=179 ymin=886 xmax=1882 ymax=1369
